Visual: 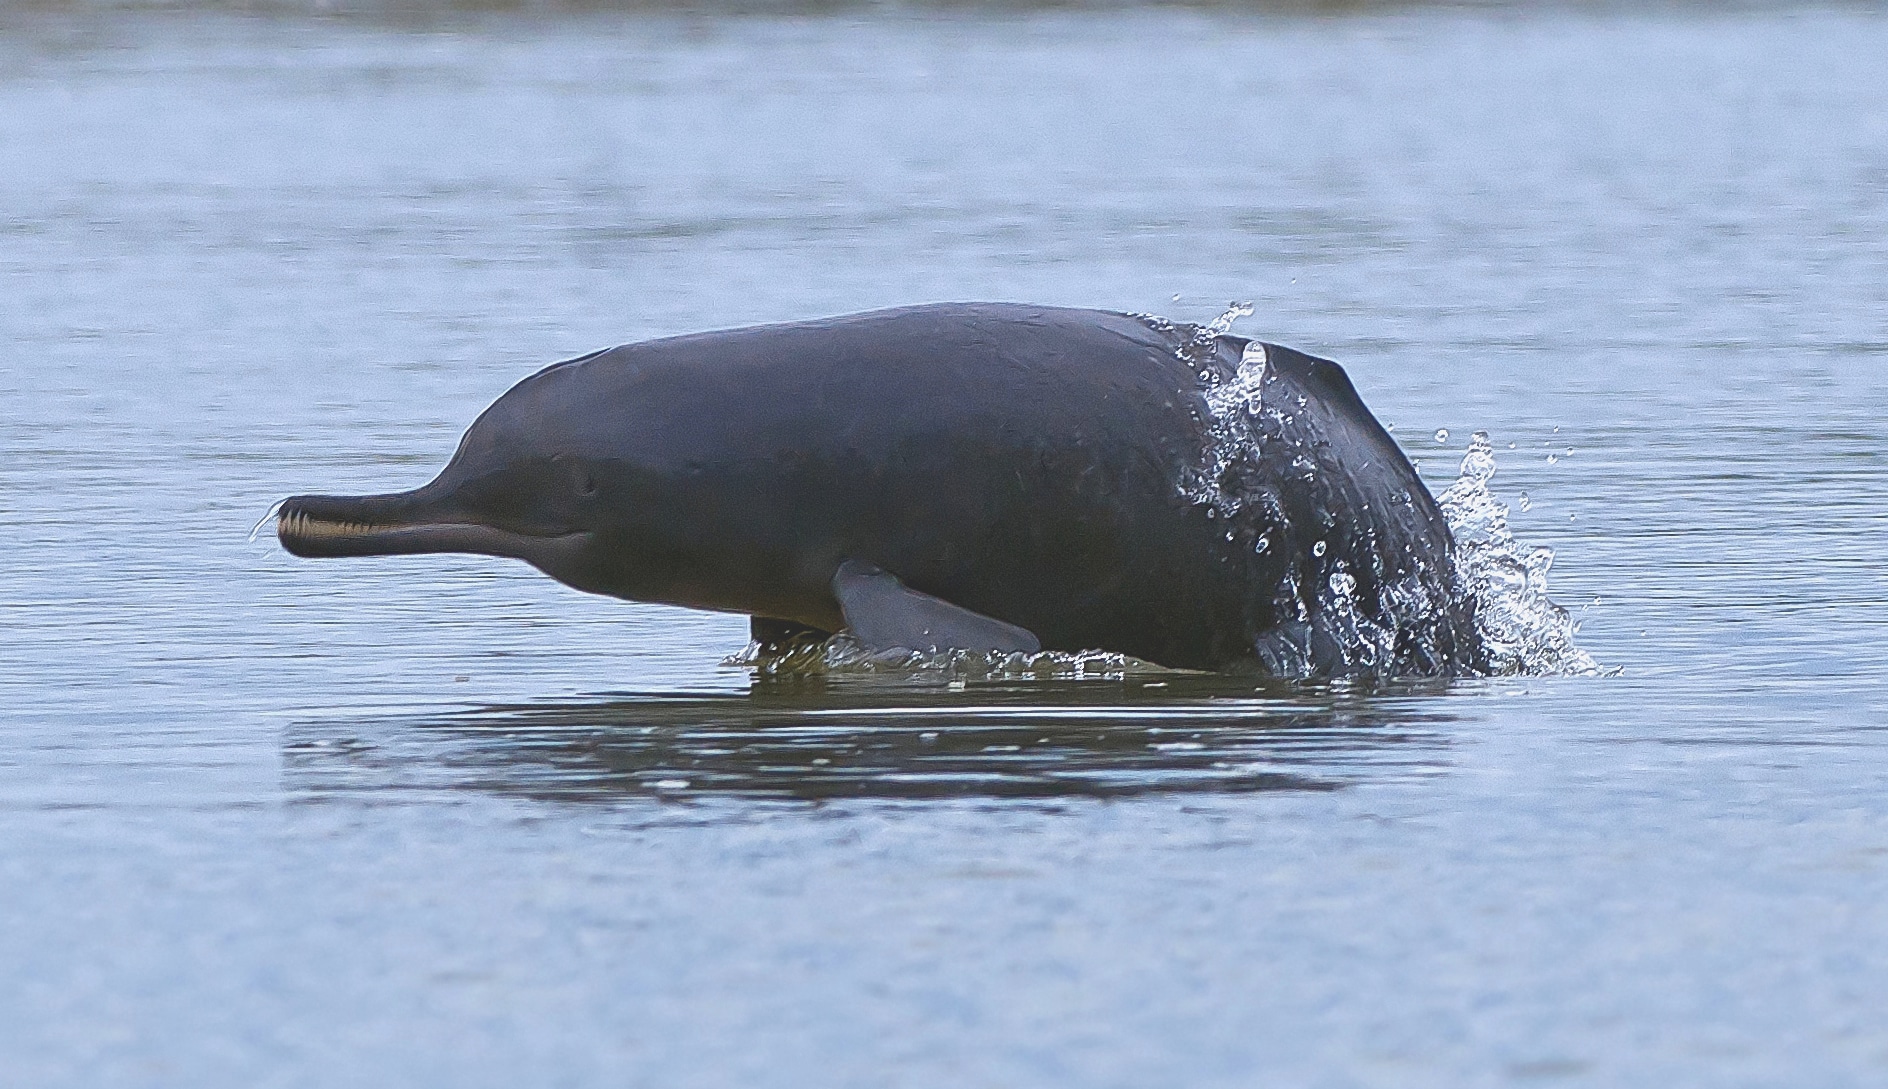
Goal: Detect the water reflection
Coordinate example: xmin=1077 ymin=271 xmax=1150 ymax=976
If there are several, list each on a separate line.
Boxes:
xmin=283 ymin=675 xmax=1461 ymax=804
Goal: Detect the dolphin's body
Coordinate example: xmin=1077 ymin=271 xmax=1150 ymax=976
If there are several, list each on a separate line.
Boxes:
xmin=278 ymin=304 xmax=1482 ymax=675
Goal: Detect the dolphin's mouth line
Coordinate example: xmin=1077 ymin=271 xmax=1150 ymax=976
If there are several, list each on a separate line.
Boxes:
xmin=277 ymin=505 xmax=587 ymax=561
xmin=278 ymin=509 xmax=402 ymax=542
xmin=277 ymin=509 xmax=576 ymax=542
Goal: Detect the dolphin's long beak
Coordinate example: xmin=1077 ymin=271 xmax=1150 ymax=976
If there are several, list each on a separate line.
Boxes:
xmin=276 ymin=488 xmax=550 ymax=560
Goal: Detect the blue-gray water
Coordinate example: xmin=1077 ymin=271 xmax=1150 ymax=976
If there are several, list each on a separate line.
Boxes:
xmin=5 ymin=5 xmax=1888 ymax=1085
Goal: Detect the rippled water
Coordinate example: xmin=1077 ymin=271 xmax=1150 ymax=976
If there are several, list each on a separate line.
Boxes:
xmin=5 ymin=6 xmax=1888 ymax=1085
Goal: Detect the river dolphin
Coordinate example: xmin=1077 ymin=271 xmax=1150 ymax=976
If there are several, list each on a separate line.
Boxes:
xmin=277 ymin=303 xmax=1483 ymax=675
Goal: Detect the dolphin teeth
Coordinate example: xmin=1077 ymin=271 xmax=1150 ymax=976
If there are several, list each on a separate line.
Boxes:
xmin=279 ymin=511 xmax=387 ymax=541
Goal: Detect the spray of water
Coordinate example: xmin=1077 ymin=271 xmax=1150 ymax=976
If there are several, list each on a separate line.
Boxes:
xmin=725 ymin=634 xmax=1157 ymax=682
xmin=1172 ymin=303 xmax=1605 ymax=678
xmin=1166 ymin=302 xmax=1276 ymax=519
xmin=1435 ymin=431 xmax=1606 ymax=677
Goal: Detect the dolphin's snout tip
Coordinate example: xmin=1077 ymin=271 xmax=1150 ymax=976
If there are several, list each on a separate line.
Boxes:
xmin=275 ymin=496 xmax=338 ymax=557
xmin=273 ymin=493 xmax=408 ymax=558
xmin=274 ymin=497 xmax=315 ymax=556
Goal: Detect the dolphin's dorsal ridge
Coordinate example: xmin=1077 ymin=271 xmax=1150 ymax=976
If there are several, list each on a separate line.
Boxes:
xmin=831 ymin=560 xmax=1041 ymax=655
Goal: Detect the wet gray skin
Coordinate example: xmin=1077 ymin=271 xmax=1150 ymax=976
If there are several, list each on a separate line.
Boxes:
xmin=278 ymin=303 xmax=1482 ymax=675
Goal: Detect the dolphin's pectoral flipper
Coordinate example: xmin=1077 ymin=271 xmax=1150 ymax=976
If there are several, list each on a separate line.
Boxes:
xmin=749 ymin=616 xmax=832 ymax=656
xmin=831 ymin=560 xmax=1042 ymax=655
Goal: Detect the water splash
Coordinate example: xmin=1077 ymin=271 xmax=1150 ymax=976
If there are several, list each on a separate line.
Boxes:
xmin=1156 ymin=310 xmax=1475 ymax=679
xmin=1162 ymin=313 xmax=1603 ymax=679
xmin=1131 ymin=301 xmax=1252 ymax=363
xmin=1165 ymin=303 xmax=1271 ymax=518
xmin=1199 ymin=300 xmax=1254 ymax=339
xmin=725 ymin=635 xmax=1160 ymax=683
xmin=1205 ymin=338 xmax=1270 ymax=419
xmin=1436 ymin=431 xmax=1606 ymax=677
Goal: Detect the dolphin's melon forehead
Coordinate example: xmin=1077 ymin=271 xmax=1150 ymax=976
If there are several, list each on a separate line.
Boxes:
xmin=459 ymin=351 xmax=644 ymax=459
xmin=457 ymin=337 xmax=760 ymax=469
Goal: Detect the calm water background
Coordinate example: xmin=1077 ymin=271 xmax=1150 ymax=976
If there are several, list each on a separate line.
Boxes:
xmin=4 ymin=4 xmax=1888 ymax=1085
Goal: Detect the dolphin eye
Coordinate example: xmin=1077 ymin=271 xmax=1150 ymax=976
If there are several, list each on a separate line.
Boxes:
xmin=559 ymin=456 xmax=597 ymax=497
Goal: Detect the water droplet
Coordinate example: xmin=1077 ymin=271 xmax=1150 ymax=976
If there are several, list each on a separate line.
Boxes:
xmin=1459 ymin=431 xmax=1497 ymax=483
xmin=1312 ymin=540 xmax=1327 ymax=557
xmin=1517 ymin=492 xmax=1531 ymax=511
xmin=1202 ymin=301 xmax=1254 ymax=338
xmin=1434 ymin=428 xmax=1449 ymax=443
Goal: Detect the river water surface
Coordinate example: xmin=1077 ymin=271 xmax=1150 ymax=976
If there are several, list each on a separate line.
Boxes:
xmin=4 ymin=5 xmax=1888 ymax=1086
